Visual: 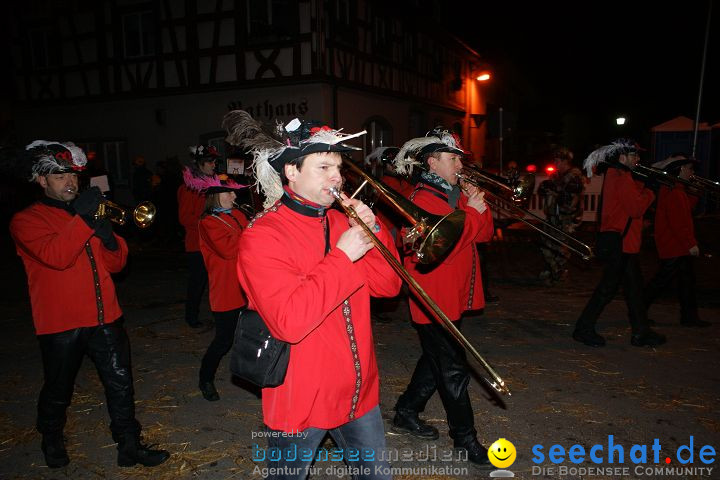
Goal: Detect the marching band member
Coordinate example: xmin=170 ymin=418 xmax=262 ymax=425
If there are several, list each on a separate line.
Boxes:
xmin=178 ymin=145 xmax=219 ymax=328
xmin=573 ymin=139 xmax=666 ymax=347
xmin=644 ymin=154 xmax=709 ymax=327
xmin=9 ymin=141 xmax=169 ymax=468
xmin=223 ymin=111 xmax=401 ymax=480
xmin=185 ymin=174 xmax=249 ymax=400
xmin=391 ymin=127 xmax=494 ymax=465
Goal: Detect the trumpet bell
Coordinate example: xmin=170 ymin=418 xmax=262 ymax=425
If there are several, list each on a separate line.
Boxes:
xmin=133 ymin=201 xmax=156 ymax=228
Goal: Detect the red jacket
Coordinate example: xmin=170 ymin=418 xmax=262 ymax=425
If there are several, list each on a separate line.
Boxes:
xmin=237 ymin=198 xmax=401 ymax=432
xmin=177 ymin=185 xmax=206 ymax=252
xmin=10 ymin=201 xmax=128 ymax=335
xmin=404 ymin=184 xmax=494 ymax=324
xmin=654 ymin=184 xmax=698 ymax=259
xmin=199 ymin=209 xmax=248 ymax=312
xmin=600 ymin=168 xmax=654 ymax=254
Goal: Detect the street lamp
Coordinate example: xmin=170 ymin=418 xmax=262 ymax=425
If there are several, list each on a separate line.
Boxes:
xmin=616 ymin=116 xmax=626 ymax=126
xmin=476 ymin=71 xmax=491 ymax=82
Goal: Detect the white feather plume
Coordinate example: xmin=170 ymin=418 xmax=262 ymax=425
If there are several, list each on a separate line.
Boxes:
xmin=25 ymin=140 xmax=87 ymax=181
xmin=394 ymin=137 xmax=436 ymax=175
xmin=302 ymin=129 xmax=366 ymax=148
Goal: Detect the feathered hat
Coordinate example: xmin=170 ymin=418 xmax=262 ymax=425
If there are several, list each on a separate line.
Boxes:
xmin=652 ymin=153 xmax=698 ymax=173
xmin=222 ymin=110 xmax=366 ymax=207
xmin=189 ymin=144 xmax=220 ymax=162
xmin=582 ymin=138 xmax=644 ymax=178
xmin=364 ymin=146 xmax=399 ymax=167
xmin=394 ymin=126 xmax=466 ymax=176
xmin=182 ymin=170 xmax=245 ymax=194
xmin=25 ymin=140 xmax=87 ymax=182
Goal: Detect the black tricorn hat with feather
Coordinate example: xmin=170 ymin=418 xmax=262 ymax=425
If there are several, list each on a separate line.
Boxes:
xmin=24 ymin=140 xmax=88 ymax=182
xmin=222 ymin=110 xmax=365 ymax=207
xmin=582 ymin=138 xmax=644 ymax=178
xmin=394 ymin=126 xmax=466 ymax=176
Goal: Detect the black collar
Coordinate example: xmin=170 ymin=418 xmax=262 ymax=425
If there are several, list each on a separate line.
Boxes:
xmin=280 ymin=192 xmax=327 ymax=218
xmin=40 ymin=196 xmax=75 ymax=214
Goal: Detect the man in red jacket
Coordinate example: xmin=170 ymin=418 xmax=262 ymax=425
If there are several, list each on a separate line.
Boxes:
xmin=645 ymin=154 xmax=709 ymax=327
xmin=574 ymin=139 xmax=666 ymax=347
xmin=9 ymin=141 xmax=169 ymax=469
xmin=224 ymin=111 xmax=401 ymax=480
xmin=390 ymin=127 xmax=494 ymax=465
xmin=177 ymin=145 xmax=218 ymax=327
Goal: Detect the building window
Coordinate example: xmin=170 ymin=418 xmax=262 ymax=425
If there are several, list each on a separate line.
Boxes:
xmin=327 ymin=0 xmax=355 ymax=46
xmin=372 ymin=16 xmax=390 ymax=53
xmin=363 ymin=117 xmax=394 ymax=157
xmin=104 ymin=141 xmax=130 ymax=187
xmin=122 ymin=11 xmax=156 ymax=58
xmin=247 ymin=0 xmax=298 ymax=43
xmin=28 ymin=29 xmax=57 ymax=70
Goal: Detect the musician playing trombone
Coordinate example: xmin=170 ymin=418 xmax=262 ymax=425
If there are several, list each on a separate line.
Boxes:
xmin=644 ymin=154 xmax=710 ymax=327
xmin=223 ymin=111 xmax=401 ymax=480
xmin=390 ymin=127 xmax=494 ymax=465
xmin=8 ymin=141 xmax=169 ymax=468
xmin=573 ymin=139 xmax=666 ymax=347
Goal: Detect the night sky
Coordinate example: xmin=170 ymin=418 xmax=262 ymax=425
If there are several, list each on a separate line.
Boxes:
xmin=445 ymin=1 xmax=719 ymax=148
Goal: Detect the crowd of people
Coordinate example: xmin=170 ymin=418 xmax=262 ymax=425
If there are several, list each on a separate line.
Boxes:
xmin=7 ymin=113 xmax=712 ymax=477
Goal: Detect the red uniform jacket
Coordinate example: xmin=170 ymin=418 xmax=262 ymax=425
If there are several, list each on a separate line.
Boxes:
xmin=237 ymin=200 xmax=401 ymax=432
xmin=654 ymin=184 xmax=698 ymax=259
xmin=404 ymin=184 xmax=494 ymax=324
xmin=177 ymin=185 xmax=206 ymax=252
xmin=376 ymin=175 xmax=414 ymax=248
xmin=10 ymin=202 xmax=128 ymax=335
xmin=600 ymin=168 xmax=654 ymax=254
xmin=199 ymin=209 xmax=248 ymax=312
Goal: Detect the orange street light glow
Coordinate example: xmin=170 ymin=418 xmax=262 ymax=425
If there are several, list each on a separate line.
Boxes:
xmin=476 ymin=72 xmax=491 ymax=81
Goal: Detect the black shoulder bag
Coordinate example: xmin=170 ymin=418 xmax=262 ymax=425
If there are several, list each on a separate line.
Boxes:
xmin=229 ymin=309 xmax=290 ymax=388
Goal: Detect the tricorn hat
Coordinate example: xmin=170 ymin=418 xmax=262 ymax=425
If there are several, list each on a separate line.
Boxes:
xmin=222 ymin=110 xmax=365 ymax=207
xmin=583 ymin=138 xmax=644 ymax=177
xmin=652 ymin=153 xmax=698 ymax=173
xmin=25 ymin=140 xmax=87 ymax=182
xmin=189 ymin=144 xmax=220 ymax=162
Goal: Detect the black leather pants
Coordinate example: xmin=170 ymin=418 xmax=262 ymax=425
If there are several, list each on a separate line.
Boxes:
xmin=645 ymin=256 xmax=698 ymax=322
xmin=575 ymin=252 xmax=650 ymax=335
xmin=395 ymin=321 xmax=477 ymax=446
xmin=36 ymin=320 xmax=141 ymax=440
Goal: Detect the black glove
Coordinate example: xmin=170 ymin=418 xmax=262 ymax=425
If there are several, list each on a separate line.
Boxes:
xmin=72 ymin=187 xmax=102 ymax=216
xmin=94 ymin=218 xmax=118 ymax=251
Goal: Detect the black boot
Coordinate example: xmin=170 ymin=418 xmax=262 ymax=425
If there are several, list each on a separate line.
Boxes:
xmin=41 ymin=433 xmax=69 ymax=468
xmin=391 ymin=410 xmax=439 ymax=440
xmin=455 ymin=439 xmax=490 ymax=465
xmin=117 ymin=434 xmax=170 ymax=467
xmin=199 ymin=380 xmax=220 ymax=401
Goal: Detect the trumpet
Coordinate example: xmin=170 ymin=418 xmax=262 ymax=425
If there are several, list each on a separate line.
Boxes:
xmin=333 ymin=162 xmax=511 ymax=396
xmin=94 ymin=199 xmax=156 ymax=229
xmin=456 ymin=169 xmax=595 ymax=260
xmin=233 ymin=201 xmax=257 ymax=218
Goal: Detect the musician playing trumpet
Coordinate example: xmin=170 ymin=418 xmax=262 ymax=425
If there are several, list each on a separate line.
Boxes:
xmin=223 ymin=111 xmax=401 ymax=480
xmin=9 ymin=141 xmax=169 ymax=469
xmin=390 ymin=127 xmax=494 ymax=465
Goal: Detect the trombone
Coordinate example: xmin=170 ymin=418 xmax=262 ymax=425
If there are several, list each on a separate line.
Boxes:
xmin=456 ymin=168 xmax=595 ymax=260
xmin=634 ymin=164 xmax=720 ymax=198
xmin=333 ymin=161 xmax=511 ymax=396
xmin=94 ymin=199 xmax=156 ymax=229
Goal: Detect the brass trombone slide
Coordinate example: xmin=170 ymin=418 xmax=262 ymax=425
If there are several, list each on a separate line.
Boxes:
xmin=456 ymin=170 xmax=595 ymax=260
xmin=634 ymin=164 xmax=720 ymax=197
xmin=328 ymin=180 xmax=510 ymax=397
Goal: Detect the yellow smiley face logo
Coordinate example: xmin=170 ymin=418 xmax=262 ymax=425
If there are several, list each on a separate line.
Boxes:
xmin=488 ymin=438 xmax=516 ymax=469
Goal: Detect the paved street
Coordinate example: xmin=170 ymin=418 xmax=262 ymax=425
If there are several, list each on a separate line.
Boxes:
xmin=1 ymin=218 xmax=718 ymax=480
